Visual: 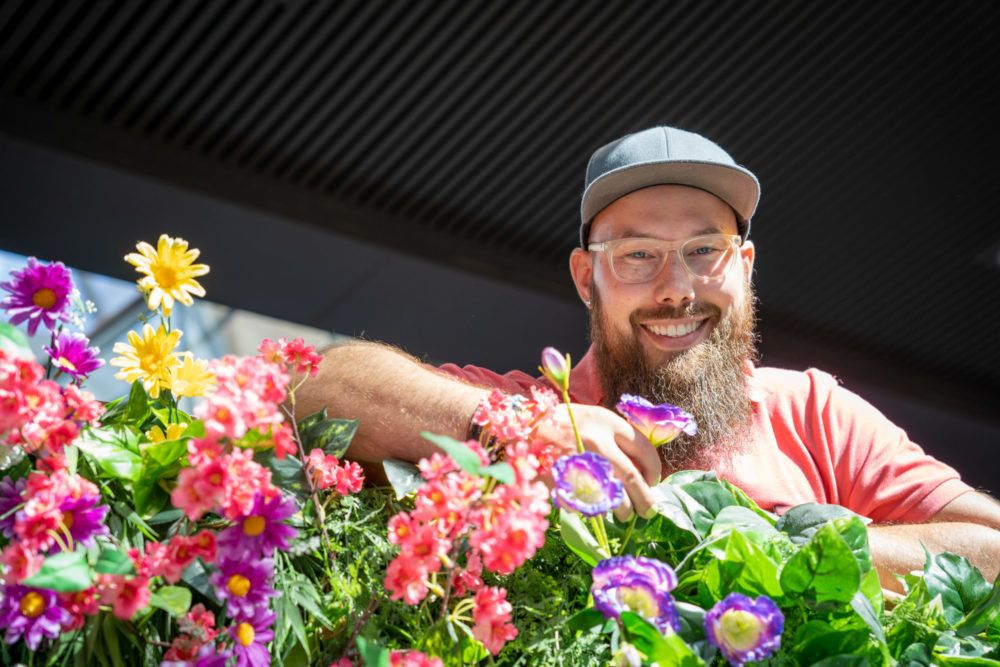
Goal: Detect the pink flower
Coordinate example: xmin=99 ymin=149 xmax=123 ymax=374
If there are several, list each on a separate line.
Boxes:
xmin=172 ymin=466 xmax=222 ymax=521
xmin=384 ymin=555 xmax=430 ymax=605
xmin=470 ymin=509 xmax=547 ymax=576
xmin=258 ymin=337 xmax=323 ymax=378
xmin=178 ymin=603 xmax=219 ymax=642
xmin=472 ymin=586 xmax=518 ymax=655
xmin=0 ymin=257 xmax=74 ymax=336
xmin=306 ymin=449 xmax=364 ymax=495
xmin=102 ymin=575 xmax=151 ymax=620
xmin=1 ymin=542 xmax=44 ymax=584
xmin=43 ymin=331 xmax=104 ymax=382
xmin=271 ymin=423 xmax=297 ymax=459
xmin=389 ymin=650 xmax=444 ymax=667
xmin=219 ymin=448 xmax=277 ymax=520
xmin=451 ymin=551 xmax=484 ymax=598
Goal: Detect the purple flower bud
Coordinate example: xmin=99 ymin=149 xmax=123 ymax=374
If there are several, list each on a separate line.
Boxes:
xmin=591 ymin=556 xmax=680 ymax=634
xmin=704 ymin=593 xmax=784 ymax=666
xmin=615 ymin=394 xmax=696 ymax=447
xmin=540 ymin=346 xmax=570 ymax=391
xmin=551 ymin=452 xmax=624 ymax=517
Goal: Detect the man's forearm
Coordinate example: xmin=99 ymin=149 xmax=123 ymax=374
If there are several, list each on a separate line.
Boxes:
xmin=294 ymin=341 xmax=489 ymax=464
xmin=868 ymin=521 xmax=1000 ymax=592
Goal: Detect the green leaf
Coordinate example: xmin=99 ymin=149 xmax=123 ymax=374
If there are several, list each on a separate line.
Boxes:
xmin=567 ymin=608 xmax=607 ymax=632
xmin=95 ymin=549 xmax=136 ymax=576
xmin=480 ymin=461 xmax=515 ymax=485
xmin=0 ymin=322 xmax=32 ymax=358
xmin=101 ymin=615 xmax=126 ymax=667
xmin=679 ymin=481 xmax=738 ymax=519
xmin=850 ymin=588 xmax=887 ymax=644
xmin=134 ymin=437 xmax=188 ymax=515
xmin=421 ymin=431 xmax=483 ymax=475
xmin=181 ymin=560 xmax=222 ymax=607
xmin=956 ymin=577 xmax=1000 ymax=637
xmin=112 ymin=501 xmax=156 ymax=539
xmin=780 ymin=522 xmax=861 ymax=605
xmin=708 ymin=505 xmax=780 ymax=538
xmin=650 ymin=481 xmax=706 ymax=537
xmin=149 ymin=586 xmax=191 ymax=617
xmin=383 ymin=458 xmax=424 ymax=499
xmin=297 ymin=408 xmax=358 ymax=459
xmin=833 ymin=514 xmax=874 ymax=574
xmin=123 ymin=380 xmax=151 ymax=425
xmin=74 ymin=425 xmax=143 ymax=481
xmin=620 ymin=611 xmax=705 ymax=666
xmin=789 ymin=619 xmax=872 ymax=664
xmin=23 ymin=548 xmax=93 ymax=592
xmin=702 ymin=530 xmax=783 ymax=601
xmin=357 ymin=636 xmax=391 ymax=667
xmin=259 ymin=449 xmax=308 ymax=498
xmin=559 ymin=509 xmax=606 ymax=566
xmin=924 ymin=551 xmax=993 ymax=626
xmin=776 ymin=502 xmax=866 ymax=545
xmin=281 ymin=596 xmax=310 ymax=661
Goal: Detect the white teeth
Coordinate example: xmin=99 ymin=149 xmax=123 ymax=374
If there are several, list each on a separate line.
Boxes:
xmin=647 ymin=321 xmax=700 ymax=337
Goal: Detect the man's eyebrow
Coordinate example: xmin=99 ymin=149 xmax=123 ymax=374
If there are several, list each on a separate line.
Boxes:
xmin=617 ymin=225 xmax=726 ymax=239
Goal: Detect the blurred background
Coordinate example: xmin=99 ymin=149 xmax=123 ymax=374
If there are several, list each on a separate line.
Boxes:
xmin=1 ymin=0 xmax=997 ymax=492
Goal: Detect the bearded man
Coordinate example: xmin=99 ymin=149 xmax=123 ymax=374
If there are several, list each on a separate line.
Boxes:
xmin=297 ymin=126 xmax=1000 ymax=588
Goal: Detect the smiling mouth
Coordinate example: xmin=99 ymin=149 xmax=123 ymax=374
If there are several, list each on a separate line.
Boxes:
xmin=642 ymin=320 xmax=705 ymax=338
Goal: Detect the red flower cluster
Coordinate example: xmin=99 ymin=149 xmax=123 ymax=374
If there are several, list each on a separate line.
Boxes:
xmin=306 ymin=448 xmax=364 ymax=495
xmin=383 ymin=389 xmax=559 ymax=656
xmin=471 ymin=387 xmax=560 ymax=473
xmin=1 ymin=350 xmax=104 ymax=455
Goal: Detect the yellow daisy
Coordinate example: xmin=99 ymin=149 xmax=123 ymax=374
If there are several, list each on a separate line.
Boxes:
xmin=125 ymin=234 xmax=209 ymax=314
xmin=109 ymin=324 xmax=182 ymax=398
xmin=168 ymin=354 xmax=216 ymax=398
xmin=147 ymin=422 xmax=189 ymax=444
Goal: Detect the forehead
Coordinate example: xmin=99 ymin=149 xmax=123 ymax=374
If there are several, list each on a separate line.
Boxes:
xmin=589 ymin=184 xmax=739 ymax=240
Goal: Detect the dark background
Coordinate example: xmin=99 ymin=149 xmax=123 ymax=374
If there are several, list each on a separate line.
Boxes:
xmin=1 ymin=1 xmax=998 ymax=492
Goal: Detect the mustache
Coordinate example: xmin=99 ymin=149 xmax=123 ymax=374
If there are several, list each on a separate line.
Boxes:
xmin=629 ymin=302 xmax=722 ymax=324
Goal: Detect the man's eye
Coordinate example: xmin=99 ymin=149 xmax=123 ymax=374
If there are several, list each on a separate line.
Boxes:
xmin=623 ymin=250 xmax=658 ymax=260
xmin=688 ymin=246 xmax=720 ymax=256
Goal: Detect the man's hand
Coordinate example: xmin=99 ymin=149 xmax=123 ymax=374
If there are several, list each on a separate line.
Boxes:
xmin=535 ymin=402 xmax=661 ymax=521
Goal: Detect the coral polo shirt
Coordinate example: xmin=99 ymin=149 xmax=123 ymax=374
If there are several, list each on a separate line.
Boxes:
xmin=437 ymin=346 xmax=970 ymax=523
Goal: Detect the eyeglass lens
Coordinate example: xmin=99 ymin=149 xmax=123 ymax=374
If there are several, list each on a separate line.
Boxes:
xmin=610 ymin=236 xmax=736 ymax=282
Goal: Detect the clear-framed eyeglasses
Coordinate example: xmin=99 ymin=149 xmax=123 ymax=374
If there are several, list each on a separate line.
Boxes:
xmin=587 ymin=234 xmax=743 ymax=283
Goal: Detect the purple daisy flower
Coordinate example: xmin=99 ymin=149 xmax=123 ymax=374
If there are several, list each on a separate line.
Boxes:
xmin=0 ymin=475 xmax=26 ymax=539
xmin=615 ymin=394 xmax=697 ymax=447
xmin=0 ymin=584 xmax=73 ymax=650
xmin=53 ymin=492 xmax=110 ymax=553
xmin=704 ymin=593 xmax=784 ymax=666
xmin=591 ymin=556 xmax=680 ymax=635
xmin=227 ymin=604 xmax=276 ymax=667
xmin=216 ymin=492 xmax=297 ymax=560
xmin=210 ymin=557 xmax=280 ymax=618
xmin=43 ymin=331 xmax=104 ymax=381
xmin=1 ymin=257 xmax=74 ymax=336
xmin=160 ymin=643 xmax=233 ymax=667
xmin=551 ymin=452 xmax=624 ymax=517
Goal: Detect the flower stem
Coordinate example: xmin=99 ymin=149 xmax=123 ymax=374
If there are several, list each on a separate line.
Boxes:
xmin=561 ymin=390 xmax=585 ymax=455
xmin=617 ymin=512 xmax=638 ymax=556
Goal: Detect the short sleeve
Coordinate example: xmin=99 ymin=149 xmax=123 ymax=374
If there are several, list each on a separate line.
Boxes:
xmin=808 ymin=369 xmax=971 ymax=522
xmin=435 ymin=362 xmax=544 ymax=398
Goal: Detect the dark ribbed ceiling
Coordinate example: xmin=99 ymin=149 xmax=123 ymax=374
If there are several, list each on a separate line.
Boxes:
xmin=1 ymin=0 xmax=999 ymax=422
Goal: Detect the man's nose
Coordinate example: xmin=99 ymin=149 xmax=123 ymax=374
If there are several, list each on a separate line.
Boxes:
xmin=651 ymin=251 xmax=695 ymax=305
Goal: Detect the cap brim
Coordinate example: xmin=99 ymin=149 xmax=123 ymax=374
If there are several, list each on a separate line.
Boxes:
xmin=581 ymin=161 xmax=760 ymax=227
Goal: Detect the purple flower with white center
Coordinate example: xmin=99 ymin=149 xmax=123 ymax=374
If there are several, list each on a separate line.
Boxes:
xmin=210 ymin=557 xmax=280 ymax=618
xmin=0 ymin=475 xmax=26 ymax=539
xmin=0 ymin=584 xmax=73 ymax=650
xmin=551 ymin=452 xmax=624 ymax=517
xmin=227 ymin=604 xmax=276 ymax=667
xmin=42 ymin=331 xmax=104 ymax=381
xmin=53 ymin=492 xmax=109 ymax=553
xmin=615 ymin=394 xmax=697 ymax=447
xmin=1 ymin=257 xmax=74 ymax=336
xmin=591 ymin=556 xmax=680 ymax=635
xmin=704 ymin=593 xmax=784 ymax=666
xmin=216 ymin=492 xmax=297 ymax=560
xmin=540 ymin=346 xmax=570 ymax=391
xmin=160 ymin=643 xmax=233 ymax=667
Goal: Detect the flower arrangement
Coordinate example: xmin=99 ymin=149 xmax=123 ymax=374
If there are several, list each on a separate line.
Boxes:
xmin=0 ymin=240 xmax=998 ymax=666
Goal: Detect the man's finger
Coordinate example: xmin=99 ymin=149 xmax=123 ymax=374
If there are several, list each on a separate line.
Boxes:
xmin=615 ymin=427 xmax=662 ymax=486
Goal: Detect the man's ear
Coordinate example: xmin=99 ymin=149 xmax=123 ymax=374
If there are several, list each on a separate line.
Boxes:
xmin=569 ymin=248 xmax=593 ymax=306
xmin=740 ymin=240 xmax=755 ymax=277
